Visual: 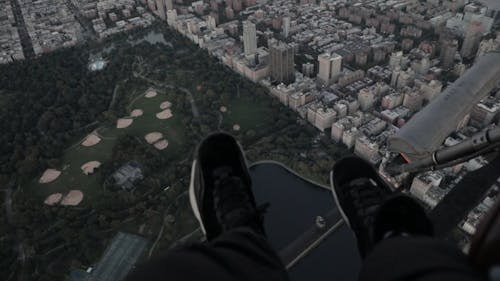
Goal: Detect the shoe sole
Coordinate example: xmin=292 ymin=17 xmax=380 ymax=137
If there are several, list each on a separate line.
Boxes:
xmin=330 ymin=170 xmax=352 ymax=229
xmin=189 ymin=159 xmax=207 ymax=236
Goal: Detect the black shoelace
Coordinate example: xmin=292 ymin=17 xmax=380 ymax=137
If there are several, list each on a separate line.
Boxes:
xmin=348 ymin=178 xmax=388 ymax=229
xmin=212 ymin=169 xmax=257 ymax=229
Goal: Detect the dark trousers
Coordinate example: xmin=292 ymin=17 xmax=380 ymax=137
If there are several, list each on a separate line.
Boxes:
xmin=126 ymin=228 xmax=485 ymax=281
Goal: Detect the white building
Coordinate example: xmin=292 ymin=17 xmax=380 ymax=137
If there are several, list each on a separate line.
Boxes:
xmin=315 ymin=107 xmax=337 ymax=131
xmin=282 ymin=16 xmax=291 ymax=38
xmin=243 ymin=21 xmax=257 ymax=57
xmin=358 ymin=87 xmax=376 ymax=111
xmin=317 ymin=53 xmax=342 ymax=85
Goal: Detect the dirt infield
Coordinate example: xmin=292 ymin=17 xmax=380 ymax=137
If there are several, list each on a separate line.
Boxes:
xmin=156 ymin=109 xmax=173 ymax=120
xmin=220 ymin=106 xmax=227 ymax=113
xmin=81 ymin=161 xmax=101 ymax=175
xmin=160 ymin=101 xmax=172 ymax=110
xmin=233 ymin=124 xmax=241 ymax=131
xmin=154 ymin=140 xmax=169 ymax=150
xmin=130 ymin=109 xmax=143 ymax=117
xmin=61 ymin=190 xmax=84 ymax=206
xmin=145 ymin=89 xmax=158 ymax=98
xmin=82 ymin=134 xmax=101 ymax=147
xmin=145 ymin=132 xmax=163 ymax=144
xmin=116 ymin=118 xmax=133 ymax=128
xmin=39 ymin=169 xmax=62 ymax=184
xmin=44 ymin=193 xmax=62 ymax=205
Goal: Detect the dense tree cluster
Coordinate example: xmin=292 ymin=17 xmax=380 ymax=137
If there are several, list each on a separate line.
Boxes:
xmin=0 ymin=45 xmax=133 ymax=186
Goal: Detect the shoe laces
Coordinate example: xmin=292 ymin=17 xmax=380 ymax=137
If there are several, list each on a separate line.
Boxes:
xmin=348 ymin=178 xmax=389 ymax=229
xmin=213 ymin=167 xmax=262 ymax=231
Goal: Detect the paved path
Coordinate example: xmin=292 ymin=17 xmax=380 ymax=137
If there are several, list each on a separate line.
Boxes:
xmin=279 ymin=209 xmax=343 ymax=269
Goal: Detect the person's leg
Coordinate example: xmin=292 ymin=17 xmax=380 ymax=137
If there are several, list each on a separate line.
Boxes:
xmin=126 ymin=227 xmax=288 ymax=281
xmin=360 ymin=236 xmax=485 ymax=281
xmin=127 ymin=133 xmax=289 ymax=281
xmin=331 ymin=157 xmax=486 ymax=281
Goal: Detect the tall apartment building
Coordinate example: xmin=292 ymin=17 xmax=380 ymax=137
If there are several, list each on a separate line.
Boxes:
xmin=270 ymin=41 xmax=295 ymax=84
xmin=317 ymin=52 xmax=342 ymax=85
xmin=440 ymin=39 xmax=458 ymax=69
xmin=461 ymin=21 xmax=484 ymax=59
xmin=243 ymin=21 xmax=257 ymax=57
xmin=282 ymin=16 xmax=291 ymax=38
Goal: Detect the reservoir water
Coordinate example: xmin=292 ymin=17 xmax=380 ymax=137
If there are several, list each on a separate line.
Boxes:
xmin=249 ymin=162 xmax=361 ymax=281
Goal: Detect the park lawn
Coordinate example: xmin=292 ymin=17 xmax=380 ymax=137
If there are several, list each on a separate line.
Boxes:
xmin=24 ymin=138 xmax=116 ymax=203
xmin=223 ymin=95 xmax=274 ymax=132
xmin=26 ymin=89 xmax=188 ymax=204
xmin=124 ymin=90 xmax=187 ymax=159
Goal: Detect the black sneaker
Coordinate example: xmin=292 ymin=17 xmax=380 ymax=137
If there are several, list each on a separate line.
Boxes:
xmin=331 ymin=156 xmax=433 ymax=257
xmin=189 ymin=132 xmax=264 ymax=241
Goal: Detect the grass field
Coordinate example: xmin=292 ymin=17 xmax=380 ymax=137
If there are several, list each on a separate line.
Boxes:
xmin=223 ymin=96 xmax=274 ymax=131
xmin=25 ymin=88 xmax=187 ymax=204
xmin=26 ymin=83 xmax=280 ymax=206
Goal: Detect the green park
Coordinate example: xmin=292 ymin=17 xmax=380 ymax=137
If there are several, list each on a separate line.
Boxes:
xmin=0 ymin=24 xmax=345 ymax=280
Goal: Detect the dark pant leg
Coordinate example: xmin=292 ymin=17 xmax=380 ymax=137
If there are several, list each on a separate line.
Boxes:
xmin=359 ymin=236 xmax=486 ymax=281
xmin=125 ymin=227 xmax=290 ymax=281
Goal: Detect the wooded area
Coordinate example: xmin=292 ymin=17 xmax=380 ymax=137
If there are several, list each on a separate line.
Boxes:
xmin=0 ymin=23 xmax=348 ymax=280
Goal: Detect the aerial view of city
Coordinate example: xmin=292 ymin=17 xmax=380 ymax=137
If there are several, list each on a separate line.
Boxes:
xmin=1 ymin=0 xmax=500 ymax=280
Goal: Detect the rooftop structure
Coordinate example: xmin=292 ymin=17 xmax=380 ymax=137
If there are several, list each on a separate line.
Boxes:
xmin=112 ymin=161 xmax=144 ymax=190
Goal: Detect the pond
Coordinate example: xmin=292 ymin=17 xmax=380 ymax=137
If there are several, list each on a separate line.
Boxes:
xmin=249 ymin=162 xmax=361 ymax=281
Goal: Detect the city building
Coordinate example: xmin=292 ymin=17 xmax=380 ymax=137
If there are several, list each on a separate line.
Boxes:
xmin=166 ymin=0 xmax=174 ymax=11
xmin=403 ymin=90 xmax=424 ymax=112
xmin=470 ymin=96 xmax=500 ymax=127
xmin=314 ymin=107 xmax=337 ymax=131
xmin=342 ymin=127 xmax=358 ymax=149
xmin=112 ymin=161 xmax=144 ymax=190
xmin=270 ymin=41 xmax=295 ymax=85
xmin=440 ymin=39 xmax=458 ymax=69
xmin=317 ymin=52 xmax=342 ymax=85
xmin=207 ymin=15 xmax=217 ymax=30
xmin=243 ymin=21 xmax=257 ymax=57
xmin=302 ymin=62 xmax=314 ymax=77
xmin=461 ymin=21 xmax=484 ymax=58
xmin=338 ymin=70 xmax=364 ymax=87
xmin=156 ymin=0 xmax=166 ymax=19
xmin=419 ymin=80 xmax=443 ymax=102
xmin=389 ymin=51 xmax=403 ymax=69
xmin=354 ymin=135 xmax=380 ymax=161
xmin=360 ymin=117 xmax=386 ymax=136
xmin=282 ymin=16 xmax=291 ymax=38
xmin=381 ymin=92 xmax=404 ymax=109
xmin=358 ymin=87 xmax=376 ymax=111
xmin=410 ymin=172 xmax=443 ymax=201
xmin=477 ymin=35 xmax=500 ymax=58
